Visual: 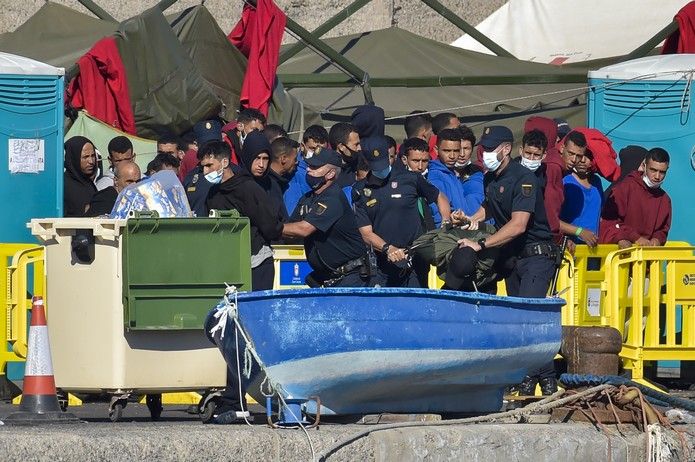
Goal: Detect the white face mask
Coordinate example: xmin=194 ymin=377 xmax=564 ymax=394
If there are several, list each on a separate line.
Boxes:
xmin=454 ymin=159 xmax=471 ymax=168
xmin=642 ymin=174 xmax=663 ymax=189
xmin=205 ymin=168 xmax=224 ymax=184
xmin=482 ymin=150 xmax=502 ymax=172
xmin=520 ymin=157 xmax=542 ymax=172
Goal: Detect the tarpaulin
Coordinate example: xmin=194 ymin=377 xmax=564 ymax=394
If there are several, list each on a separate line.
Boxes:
xmin=662 ymin=1 xmax=695 ymax=54
xmin=67 ymin=37 xmax=136 ymax=134
xmin=228 ymin=0 xmax=286 ymax=116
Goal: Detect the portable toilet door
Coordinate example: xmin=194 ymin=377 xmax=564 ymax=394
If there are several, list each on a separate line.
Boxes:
xmin=588 ymin=55 xmax=695 ymax=245
xmin=0 ymin=52 xmax=64 ymax=243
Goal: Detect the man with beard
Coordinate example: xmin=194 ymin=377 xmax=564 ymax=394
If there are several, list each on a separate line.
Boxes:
xmin=328 ymin=122 xmax=361 ymax=188
xmin=63 ymin=136 xmax=98 ymax=217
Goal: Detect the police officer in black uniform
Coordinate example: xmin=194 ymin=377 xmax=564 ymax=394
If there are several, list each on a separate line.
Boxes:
xmin=352 ymin=137 xmax=452 ymax=287
xmin=183 ymin=120 xmax=224 ymax=217
xmin=282 ymin=148 xmax=375 ymax=287
xmin=457 ymin=125 xmax=558 ymax=395
xmin=458 ymin=126 xmax=556 ymax=297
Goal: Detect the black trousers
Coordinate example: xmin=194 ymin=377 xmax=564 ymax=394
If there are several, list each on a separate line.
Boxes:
xmin=504 ymin=254 xmax=555 ymax=298
xmin=505 ymin=253 xmax=557 ymax=382
xmin=251 ymin=257 xmax=275 ymax=291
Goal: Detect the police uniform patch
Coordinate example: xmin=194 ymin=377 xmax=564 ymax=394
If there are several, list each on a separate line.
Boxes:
xmin=391 ymin=181 xmax=398 ymax=189
xmin=521 ymin=183 xmax=533 ymax=197
xmin=366 ymin=198 xmax=377 ymax=207
xmin=499 ymin=186 xmax=505 ymax=194
xmin=315 ymin=202 xmax=328 ymax=215
xmin=192 ymin=173 xmax=199 ymax=184
xmin=205 ymin=122 xmax=212 ymax=129
xmin=373 ymin=149 xmax=380 ymax=157
xmin=364 ymin=188 xmax=372 ymax=197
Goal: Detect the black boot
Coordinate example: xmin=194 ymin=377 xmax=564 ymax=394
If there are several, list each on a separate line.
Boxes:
xmin=518 ymin=375 xmax=538 ymax=396
xmin=539 ymin=376 xmax=558 ymax=396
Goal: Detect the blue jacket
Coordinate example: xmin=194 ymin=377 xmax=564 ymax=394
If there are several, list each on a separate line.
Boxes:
xmin=283 ymin=156 xmax=311 ymax=216
xmin=427 ymin=160 xmax=467 ymax=226
xmin=459 ymin=168 xmax=485 ymax=216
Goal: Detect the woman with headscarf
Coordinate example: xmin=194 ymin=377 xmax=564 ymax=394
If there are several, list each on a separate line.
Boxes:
xmin=63 ymin=136 xmax=97 ymax=217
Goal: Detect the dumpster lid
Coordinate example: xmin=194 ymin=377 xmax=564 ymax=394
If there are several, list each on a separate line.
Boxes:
xmin=0 ymin=51 xmax=65 ymax=76
xmin=588 ymin=54 xmax=695 ymax=81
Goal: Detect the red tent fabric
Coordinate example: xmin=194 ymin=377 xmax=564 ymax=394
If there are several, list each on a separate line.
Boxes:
xmin=66 ymin=37 xmax=136 ymax=134
xmin=662 ymin=1 xmax=695 ymax=54
xmin=228 ymin=0 xmax=286 ymax=116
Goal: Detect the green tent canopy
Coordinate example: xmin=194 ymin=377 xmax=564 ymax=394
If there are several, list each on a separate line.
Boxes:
xmin=279 ymin=27 xmax=590 ymax=139
xmin=0 ymin=2 xmax=117 ymax=71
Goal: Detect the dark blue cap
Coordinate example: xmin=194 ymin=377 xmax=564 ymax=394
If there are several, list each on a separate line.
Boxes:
xmin=479 ymin=125 xmax=514 ymax=149
xmin=361 ymin=136 xmax=390 ymax=171
xmin=305 ymin=147 xmax=342 ymax=168
xmin=193 ymin=120 xmax=222 ymax=146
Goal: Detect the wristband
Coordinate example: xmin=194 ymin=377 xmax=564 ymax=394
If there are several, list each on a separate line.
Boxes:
xmin=477 ymin=238 xmax=487 ymax=250
xmin=381 ymin=243 xmax=391 ymax=254
xmin=574 ymin=227 xmax=583 ymax=237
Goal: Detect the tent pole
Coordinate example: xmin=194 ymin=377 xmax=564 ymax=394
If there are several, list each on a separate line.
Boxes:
xmin=419 ymin=0 xmax=515 ymax=59
xmin=279 ymin=0 xmax=373 ymax=64
xmin=155 ymin=0 xmax=181 ymax=12
xmin=625 ymin=20 xmax=678 ymax=60
xmin=283 ymin=16 xmax=374 ymax=103
xmin=75 ymin=0 xmax=117 ymax=22
xmin=278 ymin=72 xmax=588 ymax=88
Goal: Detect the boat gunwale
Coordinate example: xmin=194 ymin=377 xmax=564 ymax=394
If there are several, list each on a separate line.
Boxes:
xmin=234 ymin=287 xmax=565 ymax=309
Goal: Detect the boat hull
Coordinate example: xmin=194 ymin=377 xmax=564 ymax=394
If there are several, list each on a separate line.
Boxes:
xmin=207 ymin=288 xmax=563 ymax=415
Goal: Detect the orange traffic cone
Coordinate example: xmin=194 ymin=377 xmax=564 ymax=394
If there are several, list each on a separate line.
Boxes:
xmin=3 ymin=296 xmax=79 ymax=424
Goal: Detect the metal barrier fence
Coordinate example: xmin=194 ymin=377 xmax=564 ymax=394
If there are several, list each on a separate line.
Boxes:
xmin=601 ymin=245 xmax=695 ymax=386
xmin=5 ymin=241 xmax=695 ymax=394
xmin=1 ymin=244 xmax=44 ymax=382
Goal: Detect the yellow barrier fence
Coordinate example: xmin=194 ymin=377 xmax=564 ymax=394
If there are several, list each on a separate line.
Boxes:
xmin=601 ymin=245 xmax=695 ymax=386
xmin=1 ymin=244 xmax=44 ymax=379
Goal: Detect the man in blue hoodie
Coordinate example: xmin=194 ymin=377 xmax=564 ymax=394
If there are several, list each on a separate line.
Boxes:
xmin=427 ymin=128 xmax=468 ymax=227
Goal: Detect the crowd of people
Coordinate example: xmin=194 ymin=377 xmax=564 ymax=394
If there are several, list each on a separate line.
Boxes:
xmin=62 ymin=105 xmax=673 ymax=419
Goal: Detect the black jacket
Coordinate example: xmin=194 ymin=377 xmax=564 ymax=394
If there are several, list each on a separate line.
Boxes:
xmin=206 ymin=172 xmax=283 ymax=254
xmin=85 ymin=186 xmax=118 ymax=217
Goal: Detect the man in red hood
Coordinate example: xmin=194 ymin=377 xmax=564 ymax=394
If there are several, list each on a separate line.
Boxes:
xmin=599 ymin=148 xmax=672 ymax=247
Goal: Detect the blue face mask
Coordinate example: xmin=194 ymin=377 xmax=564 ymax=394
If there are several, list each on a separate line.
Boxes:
xmin=305 ymin=172 xmax=326 ymax=191
xmin=372 ymin=165 xmax=391 ymax=179
xmin=205 ymin=169 xmax=224 ymax=184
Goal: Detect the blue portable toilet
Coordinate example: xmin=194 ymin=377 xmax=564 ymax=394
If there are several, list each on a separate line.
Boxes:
xmin=0 ymin=52 xmax=64 ymax=243
xmin=588 ymin=55 xmax=695 ymax=245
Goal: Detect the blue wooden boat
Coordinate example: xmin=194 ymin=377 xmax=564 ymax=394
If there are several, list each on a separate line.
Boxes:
xmin=206 ymin=288 xmax=564 ymax=415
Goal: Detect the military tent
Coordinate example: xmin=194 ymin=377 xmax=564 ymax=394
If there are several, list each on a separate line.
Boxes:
xmin=0 ymin=2 xmax=117 ymax=72
xmin=278 ymin=27 xmax=590 ymax=140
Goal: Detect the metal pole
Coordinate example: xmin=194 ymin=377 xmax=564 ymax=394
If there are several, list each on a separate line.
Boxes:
xmin=419 ymin=0 xmax=515 ymax=59
xmin=278 ymin=72 xmax=588 ymax=88
xmin=283 ymin=18 xmax=374 ymax=103
xmin=279 ymin=0 xmax=372 ymax=64
xmin=76 ymin=0 xmax=117 ymax=22
xmin=625 ymin=21 xmax=678 ymax=60
xmin=155 ymin=0 xmax=181 ymax=13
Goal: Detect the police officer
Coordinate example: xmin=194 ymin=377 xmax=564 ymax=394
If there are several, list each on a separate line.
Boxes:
xmin=183 ymin=120 xmax=224 ymax=217
xmin=457 ymin=125 xmax=558 ymax=394
xmin=282 ymin=148 xmax=374 ymax=287
xmin=353 ymin=137 xmax=452 ymax=287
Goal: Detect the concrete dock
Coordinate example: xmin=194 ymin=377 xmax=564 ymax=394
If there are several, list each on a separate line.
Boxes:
xmin=0 ymin=403 xmax=693 ymax=461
